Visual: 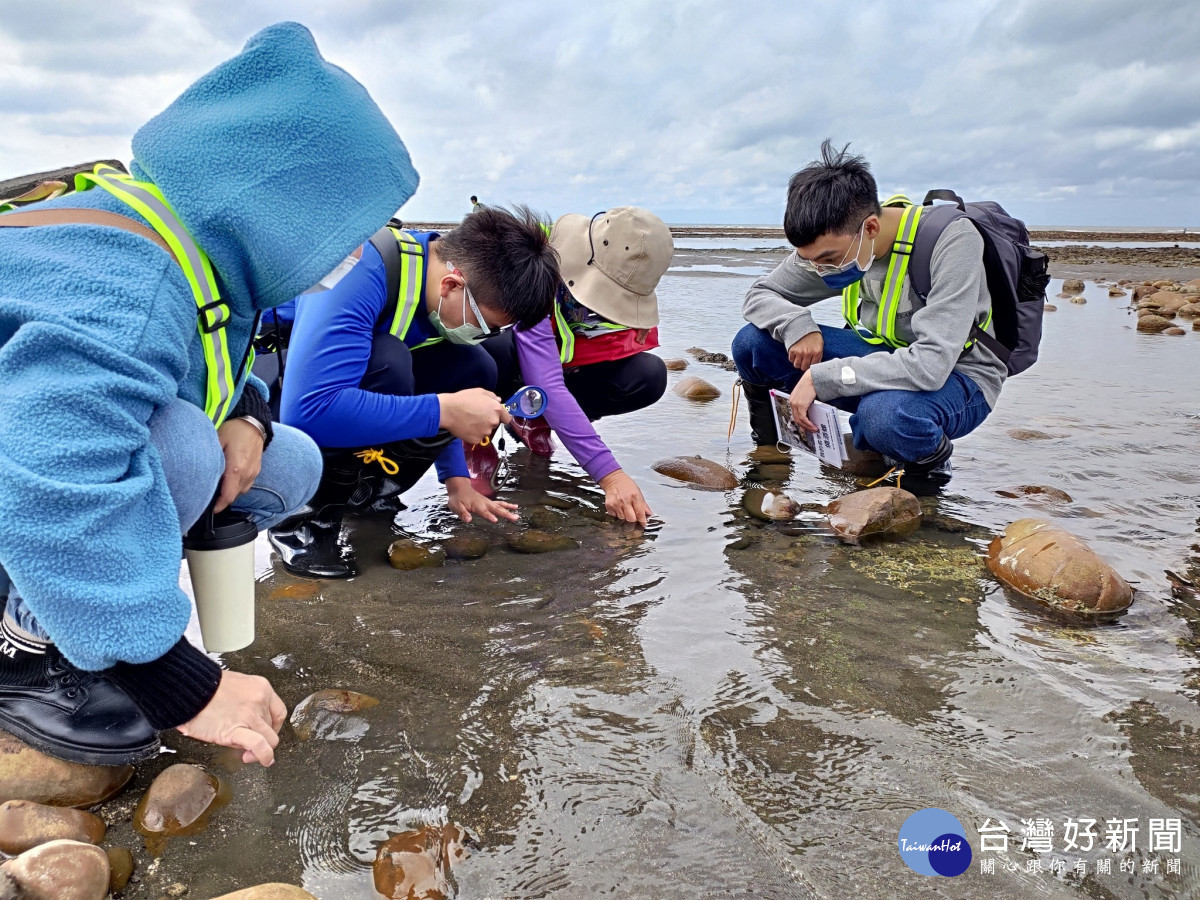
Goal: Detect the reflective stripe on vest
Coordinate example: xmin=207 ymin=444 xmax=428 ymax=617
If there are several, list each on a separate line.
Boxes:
xmin=386 ymin=228 xmax=442 ymax=350
xmin=841 ymin=201 xmax=992 ymax=351
xmin=74 ymin=164 xmax=238 ymax=426
xmin=551 ymin=301 xmax=630 ymax=365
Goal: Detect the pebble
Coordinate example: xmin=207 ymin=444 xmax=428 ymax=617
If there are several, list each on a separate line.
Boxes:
xmin=1107 ymin=286 xmax=1126 ymax=297
xmin=662 ymin=358 xmax=688 ymax=371
xmin=387 ymin=539 xmax=446 ymax=570
xmin=826 ymin=487 xmax=921 ymax=544
xmin=209 ymin=888 xmax=318 ymax=900
xmin=1043 ymin=303 xmax=1057 ymax=311
xmin=441 ymin=535 xmax=490 ymax=560
xmin=373 ymin=825 xmax=472 ymax=900
xmin=994 ymin=485 xmax=1073 ymax=503
xmin=133 ymin=764 xmax=229 ymax=854
xmin=106 ymin=847 xmax=134 ymax=894
xmin=987 ymin=518 xmax=1132 ymax=618
xmin=652 ymin=456 xmax=739 ymax=490
xmin=507 ymin=530 xmax=579 ymax=554
xmin=1069 ymin=296 xmax=1087 ymax=304
xmin=0 ymin=731 xmax=132 ymax=809
xmin=671 ymin=375 xmax=721 ymax=401
xmin=1 ymin=839 xmax=110 ymax=900
xmin=741 ymin=488 xmax=802 ymax=522
xmin=290 ymin=690 xmax=379 ymax=741
xmin=0 ymin=800 xmax=105 ymax=855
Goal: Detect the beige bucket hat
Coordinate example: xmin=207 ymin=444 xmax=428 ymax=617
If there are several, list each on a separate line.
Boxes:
xmin=550 ymin=206 xmax=674 ymax=328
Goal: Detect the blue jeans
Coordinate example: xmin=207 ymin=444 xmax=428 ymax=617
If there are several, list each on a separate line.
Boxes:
xmin=731 ymin=323 xmax=992 ymax=462
xmin=1 ymin=398 xmax=322 ymax=640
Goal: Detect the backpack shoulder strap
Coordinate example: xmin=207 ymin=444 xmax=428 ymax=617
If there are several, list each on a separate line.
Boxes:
xmin=369 ymin=225 xmax=401 ymax=331
xmin=0 ymin=207 xmax=178 ymax=263
xmin=908 ymin=201 xmax=964 ymax=300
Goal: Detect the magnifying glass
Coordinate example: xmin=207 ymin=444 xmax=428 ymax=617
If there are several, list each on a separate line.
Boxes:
xmin=504 ymin=385 xmax=549 ymax=419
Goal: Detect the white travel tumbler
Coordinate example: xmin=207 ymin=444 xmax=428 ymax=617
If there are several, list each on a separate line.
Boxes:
xmin=183 ymin=506 xmax=258 ymax=653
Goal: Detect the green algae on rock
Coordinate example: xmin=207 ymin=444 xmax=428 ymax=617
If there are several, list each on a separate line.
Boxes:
xmin=508 ymin=530 xmax=580 ymax=553
xmin=441 ymin=535 xmax=491 ymax=560
xmin=387 ymin=539 xmax=446 ymax=570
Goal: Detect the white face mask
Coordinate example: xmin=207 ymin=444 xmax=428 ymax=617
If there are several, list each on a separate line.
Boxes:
xmin=302 ymin=251 xmax=360 ymax=294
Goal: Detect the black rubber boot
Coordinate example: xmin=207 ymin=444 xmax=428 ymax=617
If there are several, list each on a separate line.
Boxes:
xmin=0 ymin=619 xmax=159 ymax=765
xmin=268 ymin=453 xmax=361 ymax=579
xmin=740 ymin=381 xmax=779 ymax=446
xmin=349 ymin=432 xmax=455 ymax=518
xmin=885 ymin=435 xmax=954 ymax=486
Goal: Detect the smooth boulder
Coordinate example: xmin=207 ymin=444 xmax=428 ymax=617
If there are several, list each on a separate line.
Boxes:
xmin=374 ymin=825 xmax=471 ymax=900
xmin=987 ymin=518 xmax=1132 ymax=617
xmin=134 ymin=764 xmax=228 ymax=852
xmin=0 ymin=731 xmax=131 ymax=808
xmin=1061 ymin=278 xmax=1085 ymax=293
xmin=1137 ymin=314 xmax=1175 ymax=333
xmin=211 ymin=888 xmax=318 ymax=900
xmin=827 ymin=487 xmax=921 ymax=544
xmin=2 ymin=839 xmax=109 ymax=900
xmin=105 ymin=847 xmax=134 ymax=894
xmin=507 ymin=530 xmax=579 ymax=554
xmin=652 ymin=456 xmax=739 ymax=490
xmin=671 ymin=376 xmax=721 ymax=401
xmin=1069 ymin=296 xmax=1086 ymax=304
xmin=291 ymin=690 xmax=379 ymax=741
xmin=442 ymin=535 xmax=490 ymax=560
xmin=1147 ymin=291 xmax=1189 ymax=313
xmin=0 ymin=801 xmax=105 ymax=855
xmin=662 ymin=358 xmax=688 ymax=371
xmin=1177 ymin=302 xmax=1200 ymax=318
xmin=387 ymin=539 xmax=446 ymax=570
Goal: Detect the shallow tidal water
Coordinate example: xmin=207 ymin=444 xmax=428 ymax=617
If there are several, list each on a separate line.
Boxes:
xmin=152 ymin=252 xmax=1200 ymax=899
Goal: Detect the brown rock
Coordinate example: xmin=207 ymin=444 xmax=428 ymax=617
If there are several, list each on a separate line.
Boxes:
xmin=0 ymin=801 xmax=104 ymax=855
xmin=1137 ymin=306 xmax=1169 ymax=318
xmin=671 ymin=375 xmax=721 ymax=401
xmin=0 ymin=731 xmax=132 ymax=808
xmin=2 ymin=839 xmax=109 ymax=900
xmin=210 ymin=888 xmax=318 ymax=900
xmin=1107 ymin=286 xmax=1126 ymax=297
xmin=1165 ymin=327 xmax=1186 ymax=335
xmin=1187 ymin=278 xmax=1200 ymax=291
xmin=1043 ymin=303 xmax=1057 ymax=311
xmin=1007 ymin=429 xmax=1058 ymax=441
xmin=995 ymin=485 xmax=1073 ymax=503
xmin=1069 ymin=296 xmax=1087 ymax=304
xmin=685 ymin=347 xmax=708 ymax=358
xmin=1194 ymin=318 xmax=1200 ymax=331
xmin=290 ymin=690 xmax=379 ymax=741
xmin=652 ymin=456 xmax=739 ymax=490
xmin=1176 ymin=302 xmax=1200 ymax=318
xmin=1147 ymin=291 xmax=1189 ymax=312
xmin=1132 ymin=284 xmax=1155 ymax=301
xmin=373 ymin=825 xmax=472 ymax=900
xmin=742 ymin=489 xmax=801 ymax=522
xmin=1061 ymin=278 xmax=1085 ymax=293
xmin=507 ymin=530 xmax=579 ymax=554
xmin=987 ymin=518 xmax=1132 ymax=617
xmin=1137 ymin=314 xmax=1175 ymax=333
xmin=662 ymin=358 xmax=688 ymax=371
xmin=105 ymin=847 xmax=134 ymax=894
xmin=133 ymin=764 xmax=229 ymax=854
xmin=441 ymin=535 xmax=490 ymax=560
xmin=387 ymin=539 xmax=446 ymax=570
xmin=826 ymin=487 xmax=921 ymax=544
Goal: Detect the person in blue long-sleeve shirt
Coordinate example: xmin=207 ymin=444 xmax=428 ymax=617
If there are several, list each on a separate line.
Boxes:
xmin=269 ymin=207 xmax=560 ymax=579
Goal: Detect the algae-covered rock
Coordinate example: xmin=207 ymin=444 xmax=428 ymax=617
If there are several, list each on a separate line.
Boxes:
xmin=210 ymin=887 xmax=318 ymax=900
xmin=662 ymin=358 xmax=688 ymax=371
xmin=442 ymin=535 xmax=490 ymax=560
xmin=742 ymin=489 xmax=801 ymax=522
xmin=527 ymin=505 xmax=568 ymax=530
xmin=387 ymin=539 xmax=446 ymax=570
xmin=827 ymin=487 xmax=921 ymax=544
xmin=995 ymin=485 xmax=1073 ymax=503
xmin=507 ymin=530 xmax=579 ymax=554
xmin=2 ymin=839 xmax=109 ymax=900
xmin=290 ymin=690 xmax=379 ymax=741
xmin=1137 ymin=314 xmax=1175 ymax=333
xmin=373 ymin=825 xmax=472 ymax=900
xmin=0 ymin=800 xmax=105 ymax=855
xmin=105 ymin=847 xmax=134 ymax=894
xmin=652 ymin=456 xmax=738 ymax=490
xmin=0 ymin=731 xmax=132 ymax=808
xmin=1007 ymin=429 xmax=1058 ymax=441
xmin=987 ymin=518 xmax=1133 ymax=618
xmin=133 ymin=764 xmax=229 ymax=854
xmin=671 ymin=375 xmax=721 ymax=401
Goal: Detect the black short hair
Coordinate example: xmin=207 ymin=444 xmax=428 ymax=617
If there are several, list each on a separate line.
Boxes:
xmin=783 ymin=139 xmax=881 ymax=247
xmin=470 ymin=195 xmax=478 ymax=203
xmin=433 ymin=205 xmax=558 ymax=329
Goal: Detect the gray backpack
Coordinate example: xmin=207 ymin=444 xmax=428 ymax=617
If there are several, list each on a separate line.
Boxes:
xmin=906 ymin=190 xmax=1050 ymax=375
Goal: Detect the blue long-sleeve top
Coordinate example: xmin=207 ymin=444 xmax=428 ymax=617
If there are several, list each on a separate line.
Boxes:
xmin=279 ymin=231 xmax=468 ymax=481
xmin=0 ymin=22 xmax=418 ymax=672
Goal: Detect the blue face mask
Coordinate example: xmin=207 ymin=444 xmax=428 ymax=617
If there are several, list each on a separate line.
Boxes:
xmin=818 ymin=226 xmax=875 ymax=289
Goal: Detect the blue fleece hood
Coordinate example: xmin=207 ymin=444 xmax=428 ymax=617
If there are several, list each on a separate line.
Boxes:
xmin=131 ymin=21 xmax=418 ymax=311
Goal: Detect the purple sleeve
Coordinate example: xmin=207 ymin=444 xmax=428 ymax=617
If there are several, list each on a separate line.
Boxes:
xmin=514 ymin=317 xmax=621 ymax=482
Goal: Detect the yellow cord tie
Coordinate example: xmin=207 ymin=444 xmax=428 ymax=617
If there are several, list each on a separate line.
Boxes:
xmin=727 ymin=379 xmax=743 ymax=443
xmin=354 ymin=448 xmax=399 ymax=475
xmin=864 ymin=465 xmax=903 ymax=491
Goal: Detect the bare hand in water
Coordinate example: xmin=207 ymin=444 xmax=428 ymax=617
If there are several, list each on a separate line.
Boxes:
xmin=177 ymin=670 xmax=287 ymax=766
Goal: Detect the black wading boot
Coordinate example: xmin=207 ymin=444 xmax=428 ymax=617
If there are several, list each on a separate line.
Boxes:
xmin=885 ymin=434 xmax=955 ymax=487
xmin=740 ymin=381 xmax=780 ymax=446
xmin=268 ymin=453 xmax=361 ymax=579
xmin=0 ymin=619 xmax=159 ymax=765
xmin=349 ymin=433 xmax=456 ymax=518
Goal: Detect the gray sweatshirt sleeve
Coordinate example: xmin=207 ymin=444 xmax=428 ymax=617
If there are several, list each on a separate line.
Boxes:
xmin=808 ymin=221 xmax=987 ymax=400
xmin=741 ymin=252 xmax=839 ymax=350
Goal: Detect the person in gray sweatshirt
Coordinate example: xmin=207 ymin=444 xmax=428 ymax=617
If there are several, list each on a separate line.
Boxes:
xmin=732 ymin=141 xmax=1005 ymax=482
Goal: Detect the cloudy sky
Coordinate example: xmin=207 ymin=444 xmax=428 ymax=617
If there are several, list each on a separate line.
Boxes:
xmin=1 ymin=0 xmax=1196 ymax=227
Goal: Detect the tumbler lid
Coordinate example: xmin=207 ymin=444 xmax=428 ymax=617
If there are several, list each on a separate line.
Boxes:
xmin=184 ymin=509 xmax=257 ymax=551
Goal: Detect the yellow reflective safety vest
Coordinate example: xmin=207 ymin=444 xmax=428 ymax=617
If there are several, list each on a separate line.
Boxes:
xmin=74 ymin=164 xmax=243 ymax=427
xmin=550 ymin=301 xmax=630 ymax=365
xmin=372 ymin=226 xmax=442 ymax=349
xmin=841 ymin=194 xmax=991 ymax=350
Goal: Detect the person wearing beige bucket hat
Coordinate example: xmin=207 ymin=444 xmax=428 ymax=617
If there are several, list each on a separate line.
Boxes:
xmin=477 ymin=207 xmax=673 ymax=525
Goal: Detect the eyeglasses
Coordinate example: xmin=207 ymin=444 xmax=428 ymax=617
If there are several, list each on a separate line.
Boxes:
xmin=794 ymin=218 xmax=869 ymax=276
xmin=462 ymin=281 xmax=494 ymax=335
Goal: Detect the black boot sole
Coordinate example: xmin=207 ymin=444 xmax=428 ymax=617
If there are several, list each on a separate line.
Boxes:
xmin=0 ymin=713 xmax=159 ymax=767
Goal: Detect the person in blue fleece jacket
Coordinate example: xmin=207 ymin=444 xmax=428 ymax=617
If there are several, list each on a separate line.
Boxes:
xmin=269 ymin=208 xmax=560 ymax=579
xmin=0 ymin=22 xmax=418 ymax=766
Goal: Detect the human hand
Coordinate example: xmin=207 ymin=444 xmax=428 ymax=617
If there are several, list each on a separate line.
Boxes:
xmin=214 ymin=418 xmax=265 ymax=512
xmin=176 ymin=670 xmax=287 ymax=767
xmin=788 ymin=372 xmax=820 ymax=433
xmin=598 ymin=470 xmax=652 ymax=526
xmin=445 ymin=476 xmax=519 ymax=524
xmin=787 ymin=331 xmax=824 ymax=371
xmin=438 ymin=389 xmax=512 ymax=445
